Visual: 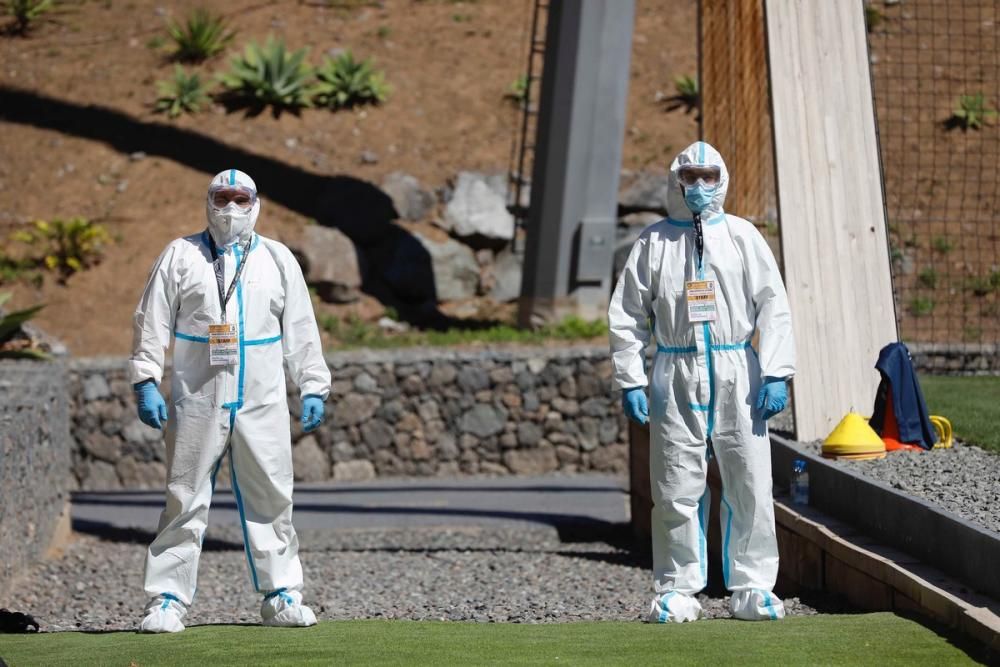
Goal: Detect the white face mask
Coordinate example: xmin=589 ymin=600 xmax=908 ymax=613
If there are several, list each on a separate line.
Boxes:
xmin=206 ymin=200 xmax=259 ymax=247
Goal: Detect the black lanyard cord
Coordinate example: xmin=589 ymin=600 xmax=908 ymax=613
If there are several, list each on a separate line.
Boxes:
xmin=208 ymin=234 xmax=253 ymax=323
xmin=693 ymin=212 xmax=705 ymax=272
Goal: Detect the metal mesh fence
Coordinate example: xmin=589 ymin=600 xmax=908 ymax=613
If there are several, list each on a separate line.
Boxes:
xmin=867 ymin=0 xmax=1000 ymax=345
xmin=700 ymin=0 xmax=777 ymax=226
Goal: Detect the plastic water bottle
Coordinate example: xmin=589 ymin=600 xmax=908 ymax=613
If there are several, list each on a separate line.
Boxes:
xmin=791 ymin=459 xmax=809 ymax=505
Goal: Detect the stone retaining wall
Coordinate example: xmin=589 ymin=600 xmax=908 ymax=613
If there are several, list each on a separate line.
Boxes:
xmin=68 ymin=346 xmax=628 ymax=490
xmin=907 ymin=343 xmax=1000 ymax=376
xmin=0 ymin=360 xmax=72 ymax=587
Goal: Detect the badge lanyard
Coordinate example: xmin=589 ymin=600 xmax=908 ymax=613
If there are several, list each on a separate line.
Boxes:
xmin=693 ymin=211 xmax=705 ymax=271
xmin=685 ymin=212 xmax=717 ymax=323
xmin=208 ymin=234 xmax=253 ymax=323
xmin=206 ymin=234 xmax=253 ymax=367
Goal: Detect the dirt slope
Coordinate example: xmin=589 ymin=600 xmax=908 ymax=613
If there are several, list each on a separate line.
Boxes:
xmin=0 ymin=0 xmax=697 ymax=356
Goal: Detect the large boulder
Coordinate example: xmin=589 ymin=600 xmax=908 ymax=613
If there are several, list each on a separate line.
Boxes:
xmin=419 ymin=234 xmax=480 ymax=301
xmin=333 ymin=460 xmax=376 ymax=481
xmin=292 ymin=435 xmax=330 ymax=482
xmin=459 ymin=404 xmax=508 ymax=438
xmin=115 ymin=456 xmax=166 ymax=489
xmin=295 ymin=225 xmax=363 ymax=303
xmin=381 ymin=230 xmax=479 ymax=302
xmin=443 ymin=171 xmax=515 ymax=241
xmin=490 ymin=247 xmax=522 ymax=302
xmin=619 ymin=169 xmax=670 ymax=214
xmin=382 ymin=171 xmax=435 ymax=222
xmin=621 ymin=211 xmax=662 ymax=228
xmin=503 ymin=446 xmax=559 ymax=475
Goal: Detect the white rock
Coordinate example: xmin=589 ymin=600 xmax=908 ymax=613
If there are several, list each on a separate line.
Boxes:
xmin=333 ymin=459 xmax=376 ymax=481
xmin=443 ymin=172 xmax=515 ymax=240
xmin=295 ymin=225 xmax=363 ymax=303
xmin=382 ymin=171 xmax=435 ymax=222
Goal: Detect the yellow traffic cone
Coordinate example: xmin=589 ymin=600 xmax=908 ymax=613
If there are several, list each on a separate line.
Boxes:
xmin=822 ymin=412 xmax=887 ymax=460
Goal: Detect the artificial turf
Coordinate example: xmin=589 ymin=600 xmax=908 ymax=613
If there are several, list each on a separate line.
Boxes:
xmin=0 ymin=614 xmax=980 ymax=666
xmin=919 ymin=374 xmax=1000 ymax=452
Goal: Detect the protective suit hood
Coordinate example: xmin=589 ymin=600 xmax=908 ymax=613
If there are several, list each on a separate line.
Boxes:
xmin=666 ymin=141 xmax=730 ymax=221
xmin=206 ymin=169 xmax=261 ymax=247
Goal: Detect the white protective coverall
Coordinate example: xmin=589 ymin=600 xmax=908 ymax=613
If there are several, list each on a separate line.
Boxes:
xmin=130 ymin=169 xmax=331 ymax=629
xmin=608 ymin=142 xmax=795 ymax=622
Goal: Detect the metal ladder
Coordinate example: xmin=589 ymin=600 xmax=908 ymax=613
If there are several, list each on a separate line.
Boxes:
xmin=507 ymin=0 xmax=549 ymax=255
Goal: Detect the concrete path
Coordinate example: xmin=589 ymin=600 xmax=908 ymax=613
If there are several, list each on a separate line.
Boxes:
xmin=71 ymin=474 xmax=630 ymax=535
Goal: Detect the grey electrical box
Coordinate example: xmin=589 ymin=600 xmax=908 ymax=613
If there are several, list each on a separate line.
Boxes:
xmin=575 ymin=219 xmax=615 ymax=283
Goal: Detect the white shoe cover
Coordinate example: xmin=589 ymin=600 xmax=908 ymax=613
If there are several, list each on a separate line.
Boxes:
xmin=139 ymin=595 xmax=187 ymax=633
xmin=261 ymin=589 xmax=317 ymax=627
xmin=646 ymin=592 xmax=704 ymax=623
xmin=730 ymin=589 xmax=786 ymax=621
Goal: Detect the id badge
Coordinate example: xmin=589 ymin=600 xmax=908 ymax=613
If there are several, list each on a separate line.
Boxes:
xmin=686 ymin=280 xmax=717 ymax=323
xmin=208 ymin=323 xmax=239 ymax=366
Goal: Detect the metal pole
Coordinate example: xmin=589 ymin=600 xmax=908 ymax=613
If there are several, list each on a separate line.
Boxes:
xmin=518 ymin=0 xmax=636 ymax=327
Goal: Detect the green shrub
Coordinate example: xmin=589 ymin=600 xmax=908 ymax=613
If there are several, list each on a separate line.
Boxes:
xmin=504 ymin=74 xmax=528 ymax=105
xmin=950 ymin=93 xmax=997 ymax=130
xmin=931 ymin=236 xmax=953 ymax=254
xmin=4 ymin=0 xmax=53 ymax=35
xmin=674 ymin=74 xmax=699 ymax=106
xmin=963 ymin=326 xmax=982 ymax=342
xmin=313 ymin=51 xmax=388 ymax=110
xmin=219 ymin=37 xmax=315 ymax=113
xmin=909 ymin=296 xmax=935 ymax=317
xmin=166 ymin=8 xmax=234 ymax=62
xmin=965 ymin=272 xmax=999 ymax=297
xmin=547 ymin=314 xmax=607 ymax=340
xmin=319 ymin=313 xmax=605 ymax=349
xmin=916 ymin=267 xmax=937 ymax=289
xmin=864 ymin=4 xmax=884 ymax=33
xmin=11 ymin=218 xmax=111 ymax=280
xmin=0 ymin=249 xmax=30 ymax=283
xmin=146 ymin=34 xmax=166 ymax=50
xmin=0 ymin=293 xmax=48 ymax=359
xmin=155 ymin=65 xmax=213 ymax=117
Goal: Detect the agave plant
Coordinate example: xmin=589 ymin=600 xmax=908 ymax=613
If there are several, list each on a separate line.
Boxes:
xmin=11 ymin=217 xmax=111 ymax=280
xmin=313 ymin=51 xmax=389 ymax=110
xmin=155 ymin=65 xmax=213 ymax=117
xmin=949 ymin=93 xmax=997 ymax=131
xmin=503 ymin=74 xmax=528 ymax=106
xmin=4 ymin=0 xmax=53 ymax=35
xmin=166 ymin=8 xmax=235 ymax=62
xmin=0 ymin=293 xmax=48 ymax=360
xmin=219 ymin=37 xmax=315 ymax=114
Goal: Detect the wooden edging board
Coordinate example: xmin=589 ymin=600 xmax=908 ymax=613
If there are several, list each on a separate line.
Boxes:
xmin=773 ymin=497 xmax=1000 ymax=654
xmin=770 ymin=433 xmax=1000 ymax=601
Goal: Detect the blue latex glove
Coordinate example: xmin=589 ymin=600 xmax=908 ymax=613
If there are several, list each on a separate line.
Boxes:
xmin=622 ymin=387 xmax=649 ymax=426
xmin=301 ymin=395 xmax=325 ymax=433
xmin=134 ymin=379 xmax=168 ymax=430
xmin=757 ymin=377 xmax=788 ymax=421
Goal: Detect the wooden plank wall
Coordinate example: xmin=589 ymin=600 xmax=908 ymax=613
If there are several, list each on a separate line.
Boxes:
xmin=701 ymin=0 xmax=775 ymax=223
xmin=764 ymin=0 xmax=897 ymax=441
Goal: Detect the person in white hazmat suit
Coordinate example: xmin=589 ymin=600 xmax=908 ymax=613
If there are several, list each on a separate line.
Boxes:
xmin=129 ymin=169 xmax=332 ymax=633
xmin=608 ymin=142 xmax=795 ymax=623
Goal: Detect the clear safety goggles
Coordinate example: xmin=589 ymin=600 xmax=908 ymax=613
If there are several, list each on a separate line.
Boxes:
xmin=208 ymin=185 xmax=257 ymax=210
xmin=677 ymin=164 xmax=722 ymax=188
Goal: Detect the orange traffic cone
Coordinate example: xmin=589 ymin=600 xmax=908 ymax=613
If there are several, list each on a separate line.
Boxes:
xmin=880 ymin=393 xmax=924 ymax=452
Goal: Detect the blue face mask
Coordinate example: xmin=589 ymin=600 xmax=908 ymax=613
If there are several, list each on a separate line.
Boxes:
xmin=683 ymin=184 xmax=717 ymax=214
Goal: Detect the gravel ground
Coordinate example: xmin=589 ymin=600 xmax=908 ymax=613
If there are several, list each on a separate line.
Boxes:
xmin=800 ymin=440 xmax=1000 ymax=535
xmin=2 ymin=524 xmax=818 ymax=632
